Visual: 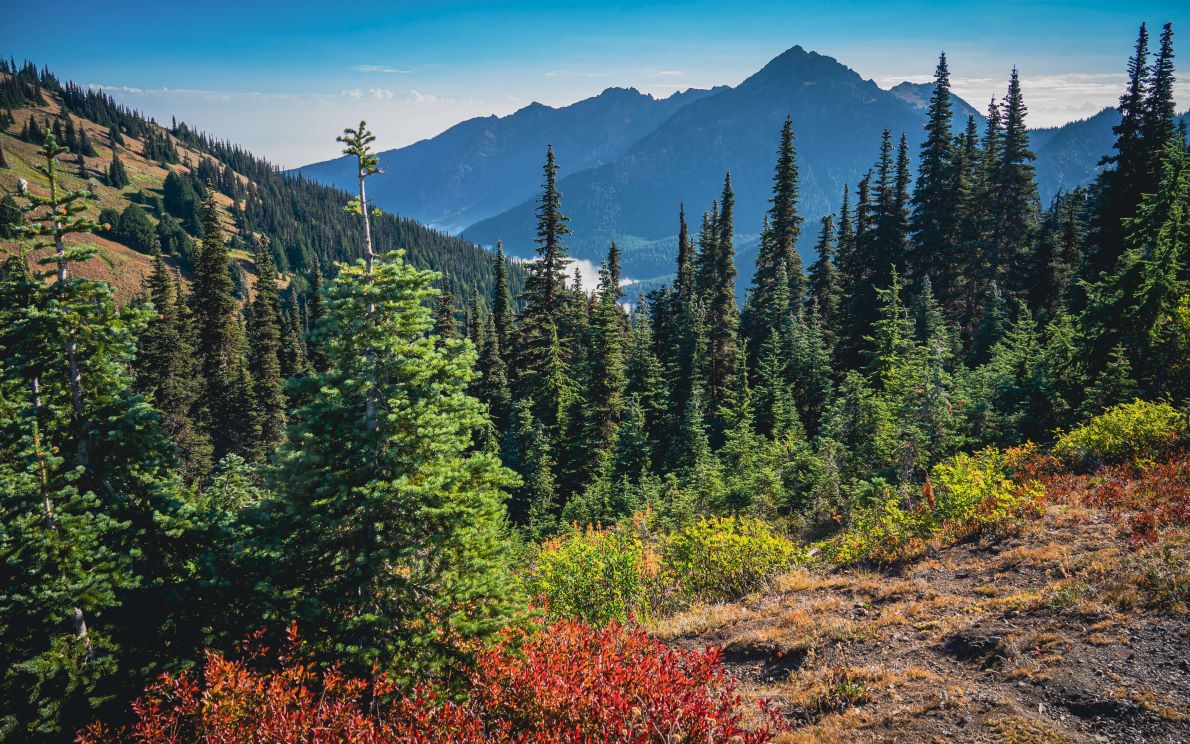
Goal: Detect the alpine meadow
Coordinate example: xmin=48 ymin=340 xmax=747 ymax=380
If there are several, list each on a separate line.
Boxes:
xmin=3 ymin=5 xmax=1190 ymax=742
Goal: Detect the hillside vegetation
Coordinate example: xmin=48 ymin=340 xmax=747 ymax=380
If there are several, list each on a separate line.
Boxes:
xmin=0 ymin=62 xmax=520 ymax=305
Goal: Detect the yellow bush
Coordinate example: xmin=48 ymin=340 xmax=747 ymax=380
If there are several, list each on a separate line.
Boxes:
xmin=1053 ymin=400 xmax=1185 ymax=467
xmin=661 ymin=517 xmax=800 ymax=601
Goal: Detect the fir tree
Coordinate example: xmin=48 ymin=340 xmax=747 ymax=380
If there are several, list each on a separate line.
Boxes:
xmin=306 ymin=258 xmax=327 ymax=372
xmin=246 ymin=240 xmax=286 ymax=458
xmin=788 ymin=310 xmax=834 ymax=438
xmin=625 ymin=298 xmax=669 ymax=462
xmin=807 ymin=213 xmax=841 ymax=350
xmin=748 ymin=118 xmax=805 ymax=357
xmin=970 ymin=281 xmax=1009 ymax=365
xmin=0 ymin=192 xmax=21 ymax=238
xmin=990 ymin=68 xmax=1040 ymax=296
xmin=279 ymin=291 xmax=311 ymax=380
xmin=433 ymin=272 xmax=460 ymax=342
xmin=1141 ymin=23 xmax=1178 ymax=190
xmin=502 ymin=399 xmax=558 ymax=537
xmin=514 ymin=146 xmax=573 ymax=400
xmin=1089 ymin=25 xmax=1152 ymax=277
xmin=3 ymin=137 xmax=191 ymax=738
xmin=581 ymin=254 xmax=628 ymax=469
xmin=192 ymin=188 xmax=255 ymax=458
xmin=336 ymin=121 xmax=382 ymax=436
xmin=703 ymin=173 xmax=740 ymax=419
xmin=106 ymin=147 xmax=128 ymax=189
xmin=491 ymin=241 xmax=513 ymax=359
xmin=475 ymin=312 xmax=512 ymax=432
xmin=864 ymin=268 xmax=913 ymax=389
xmin=272 ymin=250 xmax=524 ymax=677
xmin=135 ymin=251 xmax=212 ymax=482
xmin=910 ymin=52 xmax=958 ymax=286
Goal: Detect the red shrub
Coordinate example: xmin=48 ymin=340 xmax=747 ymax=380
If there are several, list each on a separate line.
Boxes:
xmin=1045 ymin=453 xmax=1190 ymax=541
xmin=78 ymin=621 xmax=783 ymax=744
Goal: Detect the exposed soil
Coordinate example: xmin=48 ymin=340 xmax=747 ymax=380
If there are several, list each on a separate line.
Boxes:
xmin=660 ymin=505 xmax=1190 ymax=743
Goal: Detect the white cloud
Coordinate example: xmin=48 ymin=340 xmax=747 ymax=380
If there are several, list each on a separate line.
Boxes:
xmin=355 ymin=64 xmax=410 ymax=74
xmin=650 ymin=69 xmax=683 ymax=77
xmin=369 ymin=88 xmax=395 ymax=100
xmin=878 ymin=71 xmax=1189 ymax=128
xmin=342 ymin=88 xmax=363 ymax=99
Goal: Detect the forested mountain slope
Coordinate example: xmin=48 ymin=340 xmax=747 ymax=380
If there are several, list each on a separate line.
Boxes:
xmin=0 ymin=61 xmax=521 ymax=305
xmin=294 ymin=85 xmax=721 ymax=233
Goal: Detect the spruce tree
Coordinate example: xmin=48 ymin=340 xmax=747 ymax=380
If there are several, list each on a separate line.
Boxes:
xmin=247 ymin=240 xmax=286 ymax=458
xmin=272 ymin=249 xmax=524 ymax=678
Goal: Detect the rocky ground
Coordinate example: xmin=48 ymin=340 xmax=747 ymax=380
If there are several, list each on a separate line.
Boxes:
xmin=658 ymin=478 xmax=1190 ymax=743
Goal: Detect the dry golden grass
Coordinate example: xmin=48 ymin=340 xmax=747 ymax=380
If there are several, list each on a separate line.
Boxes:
xmin=0 ymin=96 xmax=270 ymax=305
xmin=987 ymin=715 xmax=1071 ymax=743
xmin=648 ymin=602 xmax=751 ymax=639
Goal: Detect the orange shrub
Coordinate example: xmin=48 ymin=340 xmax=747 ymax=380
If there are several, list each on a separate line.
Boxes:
xmin=79 ymin=622 xmax=784 ymax=743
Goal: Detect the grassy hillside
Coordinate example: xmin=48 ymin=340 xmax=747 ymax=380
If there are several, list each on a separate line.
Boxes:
xmin=0 ymin=95 xmax=215 ymax=298
xmin=0 ymin=65 xmax=521 ymax=306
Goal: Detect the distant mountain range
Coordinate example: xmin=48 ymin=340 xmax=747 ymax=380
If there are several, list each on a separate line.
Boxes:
xmin=294 ymin=45 xmax=1136 ymax=286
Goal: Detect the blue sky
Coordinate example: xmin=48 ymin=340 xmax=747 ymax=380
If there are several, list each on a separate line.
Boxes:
xmin=3 ymin=0 xmax=1186 ymax=166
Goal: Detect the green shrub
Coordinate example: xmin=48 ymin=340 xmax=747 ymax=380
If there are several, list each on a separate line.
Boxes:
xmin=525 ymin=522 xmax=655 ymax=624
xmin=823 ymin=494 xmax=927 ymax=565
xmin=932 ymin=448 xmax=1044 ymax=533
xmin=822 ymin=447 xmax=1044 ymax=565
xmin=662 ymin=517 xmax=800 ymax=601
xmin=526 ymin=515 xmax=800 ymax=623
xmin=1053 ymin=400 xmax=1185 ymax=467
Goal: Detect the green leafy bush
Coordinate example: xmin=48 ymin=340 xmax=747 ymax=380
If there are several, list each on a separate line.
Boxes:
xmin=822 ymin=447 xmax=1044 ymax=565
xmin=823 ymin=494 xmax=927 ymax=565
xmin=526 ymin=515 xmax=799 ymax=623
xmin=932 ymin=448 xmax=1044 ymax=533
xmin=662 ymin=517 xmax=800 ymax=602
xmin=525 ymin=521 xmax=655 ymax=624
xmin=1053 ymin=400 xmax=1185 ymax=467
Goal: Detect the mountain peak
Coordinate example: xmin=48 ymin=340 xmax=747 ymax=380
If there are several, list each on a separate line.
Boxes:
xmin=742 ymin=44 xmax=863 ymax=89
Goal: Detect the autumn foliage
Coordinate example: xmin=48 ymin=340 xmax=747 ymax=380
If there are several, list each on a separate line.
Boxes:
xmin=78 ymin=622 xmax=783 ymax=743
